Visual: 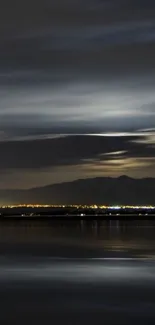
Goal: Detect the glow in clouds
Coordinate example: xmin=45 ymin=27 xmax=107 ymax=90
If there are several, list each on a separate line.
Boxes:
xmin=1 ymin=81 xmax=155 ymax=123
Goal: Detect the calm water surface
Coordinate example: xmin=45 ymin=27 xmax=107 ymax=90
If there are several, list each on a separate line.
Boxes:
xmin=0 ymin=219 xmax=155 ymax=257
xmin=1 ymin=220 xmax=155 ymax=324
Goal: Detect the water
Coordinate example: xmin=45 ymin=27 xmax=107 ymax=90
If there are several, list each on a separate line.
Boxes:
xmin=1 ymin=219 xmax=155 ymax=324
xmin=0 ymin=219 xmax=155 ymax=257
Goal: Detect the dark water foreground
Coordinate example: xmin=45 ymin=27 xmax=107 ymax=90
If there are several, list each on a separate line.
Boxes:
xmin=1 ymin=220 xmax=155 ymax=324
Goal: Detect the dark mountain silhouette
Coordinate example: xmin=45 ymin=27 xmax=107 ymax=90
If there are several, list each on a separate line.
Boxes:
xmin=0 ymin=176 xmax=155 ymax=205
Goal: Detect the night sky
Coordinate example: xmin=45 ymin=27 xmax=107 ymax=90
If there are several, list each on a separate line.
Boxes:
xmin=0 ymin=0 xmax=155 ymax=190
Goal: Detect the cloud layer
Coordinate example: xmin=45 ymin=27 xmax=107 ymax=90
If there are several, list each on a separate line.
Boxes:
xmin=0 ymin=0 xmax=155 ymax=189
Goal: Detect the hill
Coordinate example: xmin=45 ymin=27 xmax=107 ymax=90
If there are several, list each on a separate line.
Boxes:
xmin=0 ymin=176 xmax=155 ymax=205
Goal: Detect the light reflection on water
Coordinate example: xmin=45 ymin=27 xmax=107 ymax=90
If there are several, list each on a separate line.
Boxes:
xmin=0 ymin=220 xmax=155 ymax=256
xmin=1 ymin=220 xmax=155 ymax=325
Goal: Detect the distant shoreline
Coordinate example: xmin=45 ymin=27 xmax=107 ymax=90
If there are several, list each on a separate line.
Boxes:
xmin=1 ymin=214 xmax=155 ymax=221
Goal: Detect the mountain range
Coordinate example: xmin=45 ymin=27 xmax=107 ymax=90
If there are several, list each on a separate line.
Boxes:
xmin=1 ymin=176 xmax=155 ymax=205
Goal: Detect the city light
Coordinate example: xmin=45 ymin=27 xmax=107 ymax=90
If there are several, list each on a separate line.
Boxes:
xmin=0 ymin=204 xmax=155 ymax=209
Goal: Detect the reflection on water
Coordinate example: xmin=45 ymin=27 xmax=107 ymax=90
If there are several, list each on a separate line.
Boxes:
xmin=1 ymin=220 xmax=155 ymax=325
xmin=0 ymin=220 xmax=155 ymax=256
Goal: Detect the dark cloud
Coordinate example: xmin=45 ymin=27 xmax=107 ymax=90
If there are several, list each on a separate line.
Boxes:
xmin=1 ymin=0 xmax=155 ymax=38
xmin=0 ymin=135 xmax=154 ymax=169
